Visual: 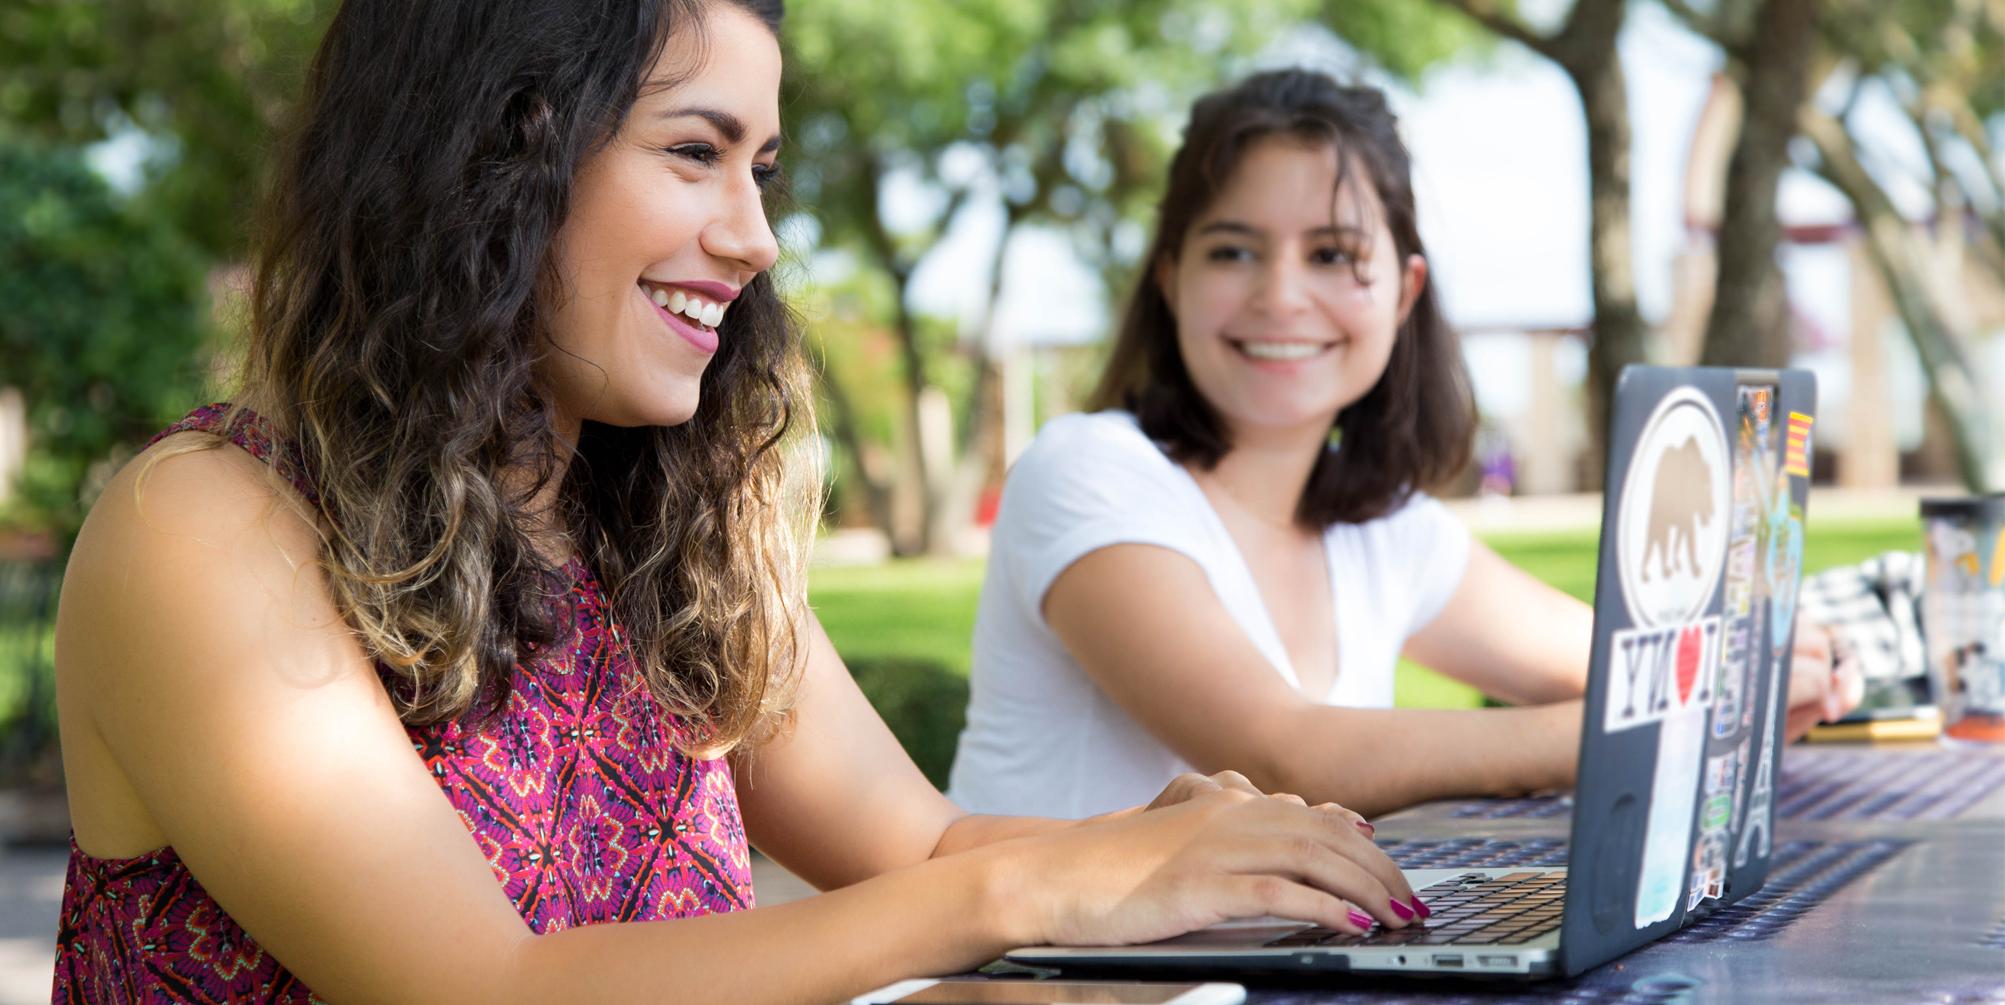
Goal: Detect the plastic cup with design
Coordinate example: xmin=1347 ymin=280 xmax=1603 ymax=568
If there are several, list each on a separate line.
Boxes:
xmin=1919 ymin=495 xmax=2005 ymax=743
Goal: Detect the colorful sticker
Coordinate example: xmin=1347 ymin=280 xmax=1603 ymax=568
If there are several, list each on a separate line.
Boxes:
xmin=1688 ymin=751 xmax=1740 ymax=910
xmin=1712 ymin=615 xmax=1752 ymax=738
xmin=1608 ymin=619 xmax=1722 ymax=732
xmin=1929 ymin=521 xmax=1982 ymax=585
xmin=1784 ymin=411 xmax=1813 ymax=478
xmin=1765 ymin=469 xmax=1805 ymax=656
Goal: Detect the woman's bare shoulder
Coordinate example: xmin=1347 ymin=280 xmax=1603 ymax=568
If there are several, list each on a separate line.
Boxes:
xmin=58 ymin=430 xmax=345 ymax=698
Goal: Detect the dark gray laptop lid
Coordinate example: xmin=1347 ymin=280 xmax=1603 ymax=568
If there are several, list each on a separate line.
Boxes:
xmin=1559 ymin=365 xmax=1818 ymax=977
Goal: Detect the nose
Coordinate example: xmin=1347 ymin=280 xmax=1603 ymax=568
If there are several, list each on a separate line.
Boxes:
xmin=1253 ymin=256 xmax=1312 ymax=317
xmin=703 ymin=174 xmax=780 ymax=275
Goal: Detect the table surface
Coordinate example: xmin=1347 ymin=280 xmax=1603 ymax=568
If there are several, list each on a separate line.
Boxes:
xmin=986 ymin=743 xmax=2005 ymax=1005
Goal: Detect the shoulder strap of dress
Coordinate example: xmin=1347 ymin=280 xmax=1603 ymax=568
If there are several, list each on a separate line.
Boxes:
xmin=147 ymin=402 xmax=321 ymax=507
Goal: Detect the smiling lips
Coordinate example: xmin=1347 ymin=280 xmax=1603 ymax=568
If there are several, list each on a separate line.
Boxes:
xmin=641 ymin=281 xmax=731 ymax=330
xmin=1229 ymin=338 xmax=1339 ymax=362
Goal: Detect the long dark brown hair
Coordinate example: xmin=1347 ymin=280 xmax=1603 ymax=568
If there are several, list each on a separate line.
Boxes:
xmin=180 ymin=0 xmax=812 ymax=754
xmin=1091 ymin=69 xmax=1474 ymax=526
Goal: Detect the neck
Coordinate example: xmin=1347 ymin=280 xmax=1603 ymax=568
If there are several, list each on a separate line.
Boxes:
xmin=1192 ymin=417 xmax=1333 ymax=531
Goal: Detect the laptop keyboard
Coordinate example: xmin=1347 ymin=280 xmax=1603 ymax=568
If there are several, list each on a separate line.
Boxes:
xmin=1265 ymin=871 xmax=1566 ymax=948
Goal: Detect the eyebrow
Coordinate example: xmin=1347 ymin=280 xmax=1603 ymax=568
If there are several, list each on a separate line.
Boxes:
xmin=1195 ymin=220 xmax=1365 ymax=239
xmin=660 ymin=105 xmax=783 ymax=154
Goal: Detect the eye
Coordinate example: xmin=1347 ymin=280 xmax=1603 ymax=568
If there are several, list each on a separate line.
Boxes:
xmin=1310 ymin=246 xmax=1356 ymax=266
xmin=1205 ymin=245 xmax=1253 ymax=264
xmin=667 ymin=142 xmax=721 ymax=165
xmin=753 ymin=162 xmax=782 ymax=190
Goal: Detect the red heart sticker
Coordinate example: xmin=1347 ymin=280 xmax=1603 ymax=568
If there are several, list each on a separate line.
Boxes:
xmin=1675 ymin=626 xmax=1703 ymax=705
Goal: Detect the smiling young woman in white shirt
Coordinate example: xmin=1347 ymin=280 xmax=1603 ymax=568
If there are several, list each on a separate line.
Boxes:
xmin=950 ymin=70 xmax=1855 ymax=823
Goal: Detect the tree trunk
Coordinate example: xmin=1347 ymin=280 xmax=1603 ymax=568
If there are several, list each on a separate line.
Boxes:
xmin=931 ymin=213 xmax=1027 ymax=556
xmin=1556 ymin=3 xmax=1646 ymax=490
xmin=857 ymin=161 xmax=943 ymax=556
xmin=1700 ymin=0 xmax=1820 ymax=370
xmin=1803 ymin=108 xmax=1998 ymax=492
xmin=815 ymin=360 xmax=897 ymax=545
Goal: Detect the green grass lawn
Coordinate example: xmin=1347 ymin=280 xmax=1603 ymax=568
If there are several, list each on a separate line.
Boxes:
xmin=812 ymin=514 xmax=1928 ymax=711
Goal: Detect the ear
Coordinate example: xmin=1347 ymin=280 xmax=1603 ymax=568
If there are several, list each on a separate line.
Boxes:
xmin=1394 ymin=254 xmax=1428 ymax=328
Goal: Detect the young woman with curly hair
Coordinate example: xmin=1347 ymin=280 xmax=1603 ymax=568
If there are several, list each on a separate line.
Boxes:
xmin=49 ymin=6 xmax=1417 ymax=1001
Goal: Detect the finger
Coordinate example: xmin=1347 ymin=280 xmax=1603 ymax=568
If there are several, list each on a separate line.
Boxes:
xmin=1838 ymin=662 xmax=1865 ymax=711
xmin=1782 ymin=704 xmax=1823 ymax=744
xmin=1788 ymin=662 xmax=1835 ymax=710
xmin=1223 ymin=814 xmax=1414 ymax=927
xmin=1313 ymin=802 xmax=1375 ymax=839
xmin=1148 ymin=772 xmax=1221 ymax=811
xmin=1306 ymin=804 xmax=1412 ymax=911
xmin=1209 ymin=770 xmax=1262 ymax=796
xmin=1221 ymin=875 xmax=1376 ymax=935
xmin=1267 ymin=792 xmax=1309 ymax=807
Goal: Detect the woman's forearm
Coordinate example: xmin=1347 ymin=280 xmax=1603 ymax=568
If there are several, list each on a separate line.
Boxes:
xmin=1255 ymin=701 xmax=1582 ymax=818
xmin=514 ymin=843 xmax=1033 ymax=1004
xmin=929 ymin=806 xmax=1141 ymax=859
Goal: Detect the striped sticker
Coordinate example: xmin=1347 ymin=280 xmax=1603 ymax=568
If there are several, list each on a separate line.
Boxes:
xmin=1785 ymin=411 xmax=1813 ymax=477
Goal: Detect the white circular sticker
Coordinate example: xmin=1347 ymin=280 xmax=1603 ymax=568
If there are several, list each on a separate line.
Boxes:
xmin=1618 ymin=387 xmax=1730 ymax=628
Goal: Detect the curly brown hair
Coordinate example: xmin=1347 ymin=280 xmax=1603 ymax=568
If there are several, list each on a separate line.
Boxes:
xmin=1091 ymin=70 xmax=1475 ymax=527
xmin=179 ymin=0 xmax=811 ymax=755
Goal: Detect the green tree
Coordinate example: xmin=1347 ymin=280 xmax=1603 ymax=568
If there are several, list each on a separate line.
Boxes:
xmin=0 ymin=140 xmax=215 ymax=543
xmin=0 ymin=139 xmax=215 ymax=785
xmin=785 ymin=0 xmax=1487 ymax=553
xmin=1665 ymin=0 xmax=1823 ymax=373
xmin=1801 ymin=0 xmax=2003 ymax=490
xmin=0 ymin=0 xmax=333 ymax=258
xmin=1669 ymin=0 xmax=2003 ymax=490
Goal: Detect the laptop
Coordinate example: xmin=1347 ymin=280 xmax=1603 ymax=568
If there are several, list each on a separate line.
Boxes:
xmin=1008 ymin=365 xmax=1819 ymax=980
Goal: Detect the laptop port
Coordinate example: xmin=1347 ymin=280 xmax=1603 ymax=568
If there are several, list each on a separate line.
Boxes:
xmin=1432 ymin=954 xmax=1465 ymax=967
xmin=1477 ymin=955 xmax=1515 ymax=968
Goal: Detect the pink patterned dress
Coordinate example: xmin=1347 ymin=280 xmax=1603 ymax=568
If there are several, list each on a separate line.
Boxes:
xmin=52 ymin=404 xmax=756 ymax=1002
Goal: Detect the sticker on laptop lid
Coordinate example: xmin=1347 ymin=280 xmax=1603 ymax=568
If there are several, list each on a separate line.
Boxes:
xmin=1617 ymin=387 xmax=1730 ymax=631
xmin=1784 ymin=411 xmax=1813 ymax=478
xmin=1635 ymin=704 xmax=1706 ymax=928
xmin=1608 ymin=619 xmax=1722 ymax=732
xmin=1688 ymin=750 xmax=1740 ymax=910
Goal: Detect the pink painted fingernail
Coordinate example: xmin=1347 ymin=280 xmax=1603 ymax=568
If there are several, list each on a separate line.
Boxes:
xmin=1348 ymin=909 xmax=1375 ymax=929
xmin=1354 ymin=819 xmax=1376 ymax=837
xmin=1413 ymin=897 xmax=1432 ymax=919
xmin=1388 ymin=898 xmax=1416 ymax=921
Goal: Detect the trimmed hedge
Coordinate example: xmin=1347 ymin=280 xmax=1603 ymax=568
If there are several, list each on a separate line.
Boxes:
xmin=847 ymin=656 xmax=968 ymax=789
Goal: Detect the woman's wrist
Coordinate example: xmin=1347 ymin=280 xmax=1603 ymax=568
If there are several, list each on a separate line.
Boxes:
xmin=964 ymin=834 xmax=1053 ymax=949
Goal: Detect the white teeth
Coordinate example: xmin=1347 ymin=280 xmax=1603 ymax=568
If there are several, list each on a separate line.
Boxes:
xmin=643 ymin=283 xmax=728 ymax=328
xmin=1237 ymin=340 xmax=1325 ymax=361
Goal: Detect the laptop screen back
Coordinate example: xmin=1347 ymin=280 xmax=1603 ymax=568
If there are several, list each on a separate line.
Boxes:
xmin=1558 ymin=366 xmax=1817 ymax=976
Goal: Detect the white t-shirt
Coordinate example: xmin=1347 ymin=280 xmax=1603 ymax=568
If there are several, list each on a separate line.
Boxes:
xmin=947 ymin=410 xmax=1472 ymax=819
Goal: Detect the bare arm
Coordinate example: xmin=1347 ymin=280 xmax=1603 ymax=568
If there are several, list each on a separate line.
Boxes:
xmin=1397 ymin=538 xmax=1858 ymax=741
xmin=1401 ymin=539 xmax=1595 ymax=706
xmin=1045 ymin=545 xmax=1580 ymax=819
xmin=57 ymin=443 xmax=1419 ymax=1004
xmin=731 ymin=616 xmax=1122 ymax=889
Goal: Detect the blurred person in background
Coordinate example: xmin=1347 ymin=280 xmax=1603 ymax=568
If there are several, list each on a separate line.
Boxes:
xmin=950 ymin=70 xmax=1861 ymax=823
